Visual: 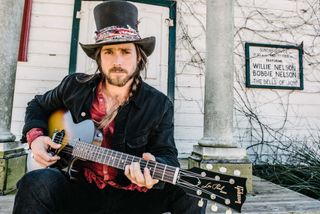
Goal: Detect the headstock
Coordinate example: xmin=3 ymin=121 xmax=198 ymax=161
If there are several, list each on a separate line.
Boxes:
xmin=176 ymin=167 xmax=247 ymax=213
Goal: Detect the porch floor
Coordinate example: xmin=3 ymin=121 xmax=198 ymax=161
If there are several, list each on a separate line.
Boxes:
xmin=208 ymin=176 xmax=320 ymax=214
xmin=1 ymin=176 xmax=320 ymax=214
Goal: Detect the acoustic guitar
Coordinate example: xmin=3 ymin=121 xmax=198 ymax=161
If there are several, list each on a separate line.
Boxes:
xmin=27 ymin=110 xmax=247 ymax=213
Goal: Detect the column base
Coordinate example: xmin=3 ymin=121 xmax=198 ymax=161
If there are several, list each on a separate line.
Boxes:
xmin=188 ymin=145 xmax=253 ymax=193
xmin=0 ymin=142 xmax=27 ymax=195
xmin=0 ymin=131 xmax=16 ymax=142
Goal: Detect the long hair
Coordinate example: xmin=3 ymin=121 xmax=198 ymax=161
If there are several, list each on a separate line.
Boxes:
xmin=85 ymin=44 xmax=148 ymax=129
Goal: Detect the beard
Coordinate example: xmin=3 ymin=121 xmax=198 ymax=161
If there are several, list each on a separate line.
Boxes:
xmin=105 ymin=67 xmax=135 ymax=87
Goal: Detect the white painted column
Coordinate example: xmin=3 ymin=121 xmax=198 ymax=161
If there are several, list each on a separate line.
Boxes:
xmin=0 ymin=0 xmax=24 ymax=144
xmin=199 ymin=0 xmax=236 ymax=147
xmin=195 ymin=0 xmax=247 ymax=158
xmin=0 ymin=0 xmax=27 ymax=195
xmin=189 ymin=0 xmax=252 ymax=194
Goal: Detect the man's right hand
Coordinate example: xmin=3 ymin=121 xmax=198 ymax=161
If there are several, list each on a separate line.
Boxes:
xmin=30 ymin=136 xmax=61 ymax=168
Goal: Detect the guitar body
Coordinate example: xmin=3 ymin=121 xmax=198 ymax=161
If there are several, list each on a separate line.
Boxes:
xmin=27 ymin=110 xmax=103 ymax=172
xmin=27 ymin=110 xmax=247 ymax=213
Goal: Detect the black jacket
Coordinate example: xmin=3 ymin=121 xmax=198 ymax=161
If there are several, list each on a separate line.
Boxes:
xmin=22 ymin=73 xmax=179 ymax=187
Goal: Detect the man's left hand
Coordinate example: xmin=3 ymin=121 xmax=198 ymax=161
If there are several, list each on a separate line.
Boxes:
xmin=124 ymin=152 xmax=159 ymax=189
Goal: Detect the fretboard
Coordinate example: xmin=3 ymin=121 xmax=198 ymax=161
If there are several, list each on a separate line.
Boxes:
xmin=72 ymin=141 xmax=179 ymax=184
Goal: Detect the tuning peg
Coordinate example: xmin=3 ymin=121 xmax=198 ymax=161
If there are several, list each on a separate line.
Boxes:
xmin=229 ymin=178 xmax=235 ymax=184
xmin=226 ymin=208 xmax=232 ymax=214
xmin=215 ymin=175 xmax=220 ymax=181
xmin=198 ymin=199 xmax=204 ymax=207
xmin=225 ymin=199 xmax=231 ymax=205
xmin=196 ymin=190 xmax=202 ymax=196
xmin=201 ymin=171 xmax=206 ymax=177
xmin=210 ymin=194 xmax=216 ymax=200
xmin=234 ymin=169 xmax=241 ymax=176
xmin=211 ymin=203 xmax=218 ymax=212
xmin=219 ymin=166 xmax=227 ymax=173
xmin=206 ymin=163 xmax=213 ymax=170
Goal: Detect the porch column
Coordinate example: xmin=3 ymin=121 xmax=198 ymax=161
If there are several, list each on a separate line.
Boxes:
xmin=199 ymin=0 xmax=235 ymax=148
xmin=0 ymin=0 xmax=27 ymax=195
xmin=189 ymin=0 xmax=252 ymax=193
xmin=0 ymin=0 xmax=24 ymax=143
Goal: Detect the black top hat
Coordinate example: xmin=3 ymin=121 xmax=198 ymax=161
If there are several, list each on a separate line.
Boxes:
xmin=80 ymin=0 xmax=156 ymax=59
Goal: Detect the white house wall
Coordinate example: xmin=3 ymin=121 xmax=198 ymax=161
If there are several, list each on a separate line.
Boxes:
xmin=11 ymin=0 xmax=73 ymax=138
xmin=12 ymin=0 xmax=320 ymax=160
xmin=175 ymin=0 xmax=320 ymax=160
xmin=175 ymin=0 xmax=206 ymax=156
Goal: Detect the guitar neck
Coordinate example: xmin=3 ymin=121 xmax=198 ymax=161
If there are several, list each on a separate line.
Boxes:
xmin=72 ymin=141 xmax=179 ymax=184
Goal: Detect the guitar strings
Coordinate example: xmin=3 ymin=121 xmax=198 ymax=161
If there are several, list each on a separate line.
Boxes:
xmin=51 ymin=136 xmax=241 ymax=186
xmin=177 ymin=170 xmax=237 ymax=202
xmin=176 ymin=179 xmax=243 ymax=210
xmin=52 ymin=136 xmax=178 ymax=173
xmin=176 ymin=181 xmax=230 ymax=202
xmin=50 ymin=137 xmax=242 ymax=204
xmin=74 ymin=144 xmax=177 ymax=183
xmin=178 ymin=169 xmax=233 ymax=184
xmin=49 ymin=138 xmax=178 ymax=182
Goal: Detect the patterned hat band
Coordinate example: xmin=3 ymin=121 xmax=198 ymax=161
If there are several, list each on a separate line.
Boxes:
xmin=95 ymin=25 xmax=141 ymax=43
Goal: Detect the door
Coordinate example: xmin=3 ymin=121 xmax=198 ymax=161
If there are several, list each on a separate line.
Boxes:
xmin=76 ymin=1 xmax=169 ymax=94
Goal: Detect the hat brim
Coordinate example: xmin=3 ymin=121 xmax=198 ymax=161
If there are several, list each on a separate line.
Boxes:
xmin=79 ymin=36 xmax=155 ymax=60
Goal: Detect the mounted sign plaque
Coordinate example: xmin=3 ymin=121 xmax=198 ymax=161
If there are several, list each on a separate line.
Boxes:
xmin=245 ymin=43 xmax=303 ymax=90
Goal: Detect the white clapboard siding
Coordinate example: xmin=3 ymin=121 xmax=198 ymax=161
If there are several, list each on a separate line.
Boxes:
xmin=174 ymin=113 xmax=203 ymax=127
xmin=28 ymin=41 xmax=70 ymax=55
xmin=174 ymin=99 xmax=203 ymax=114
xmin=176 ymin=74 xmax=205 ymax=88
xmin=175 ymin=0 xmax=320 ymax=157
xmin=175 ymin=87 xmax=203 ymax=101
xmin=11 ymin=0 xmax=73 ymax=138
xmin=235 ymin=0 xmax=307 ymax=12
xmin=16 ymin=65 xmax=67 ymax=81
xmin=10 ymin=0 xmax=320 ymax=158
xmin=175 ymin=126 xmax=203 ymax=141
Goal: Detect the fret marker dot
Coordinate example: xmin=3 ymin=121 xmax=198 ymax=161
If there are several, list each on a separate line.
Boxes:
xmin=206 ymin=164 xmax=213 ymax=170
xmin=219 ymin=167 xmax=227 ymax=173
xmin=226 ymin=208 xmax=232 ymax=214
xmin=211 ymin=203 xmax=218 ymax=212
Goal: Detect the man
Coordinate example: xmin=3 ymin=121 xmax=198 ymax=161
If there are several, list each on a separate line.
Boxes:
xmin=13 ymin=1 xmax=205 ymax=213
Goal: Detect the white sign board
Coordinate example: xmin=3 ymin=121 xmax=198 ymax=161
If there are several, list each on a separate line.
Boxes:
xmin=245 ymin=43 xmax=303 ymax=90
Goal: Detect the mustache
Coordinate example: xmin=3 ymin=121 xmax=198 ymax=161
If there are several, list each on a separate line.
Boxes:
xmin=109 ymin=67 xmax=128 ymax=73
